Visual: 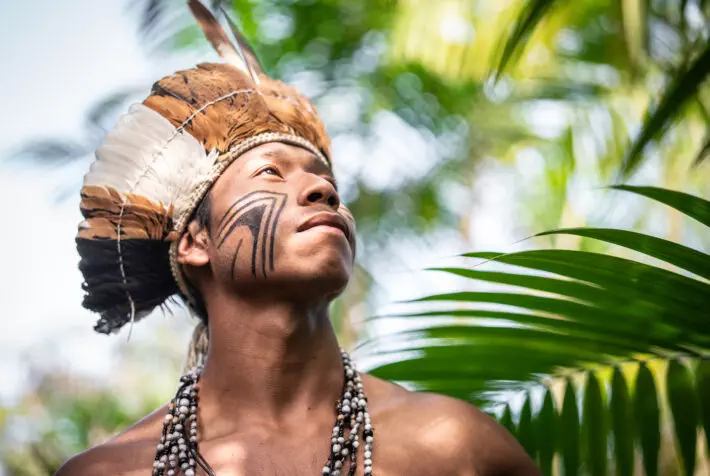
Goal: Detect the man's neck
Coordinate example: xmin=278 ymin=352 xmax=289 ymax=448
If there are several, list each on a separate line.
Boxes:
xmin=197 ymin=291 xmax=344 ymax=437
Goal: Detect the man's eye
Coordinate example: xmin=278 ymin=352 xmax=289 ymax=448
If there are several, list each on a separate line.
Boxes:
xmin=259 ymin=167 xmax=281 ymax=177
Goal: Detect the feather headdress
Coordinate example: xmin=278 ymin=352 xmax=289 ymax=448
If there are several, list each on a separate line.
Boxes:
xmin=77 ymin=0 xmax=332 ymax=334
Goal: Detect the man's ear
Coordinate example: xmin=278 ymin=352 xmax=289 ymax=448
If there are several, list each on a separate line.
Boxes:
xmin=176 ymin=221 xmax=211 ymax=267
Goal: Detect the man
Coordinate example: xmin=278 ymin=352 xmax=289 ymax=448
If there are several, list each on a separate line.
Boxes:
xmin=57 ymin=2 xmax=539 ymax=475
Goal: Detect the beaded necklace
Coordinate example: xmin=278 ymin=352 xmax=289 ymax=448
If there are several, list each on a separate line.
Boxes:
xmin=152 ymin=349 xmax=374 ymax=475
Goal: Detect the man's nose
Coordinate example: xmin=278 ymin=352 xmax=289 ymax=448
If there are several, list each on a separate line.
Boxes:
xmin=298 ymin=176 xmax=340 ymax=210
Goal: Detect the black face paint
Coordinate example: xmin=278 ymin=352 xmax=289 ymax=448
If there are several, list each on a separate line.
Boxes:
xmin=215 ymin=191 xmax=287 ymax=279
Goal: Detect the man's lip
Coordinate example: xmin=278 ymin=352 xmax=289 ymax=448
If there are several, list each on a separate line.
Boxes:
xmin=297 ymin=212 xmax=350 ymax=240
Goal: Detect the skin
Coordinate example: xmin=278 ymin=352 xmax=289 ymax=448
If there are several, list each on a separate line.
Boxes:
xmin=57 ymin=142 xmax=539 ymax=476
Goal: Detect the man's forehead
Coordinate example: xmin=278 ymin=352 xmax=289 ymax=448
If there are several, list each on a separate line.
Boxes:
xmin=244 ymin=142 xmax=329 ymax=169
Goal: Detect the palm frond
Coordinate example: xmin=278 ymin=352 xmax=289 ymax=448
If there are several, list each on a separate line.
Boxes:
xmin=693 ymin=134 xmax=710 ymax=167
xmin=622 ymin=43 xmax=710 ymax=177
xmin=364 ymin=185 xmax=710 ymax=472
xmin=491 ymin=0 xmax=559 ymax=81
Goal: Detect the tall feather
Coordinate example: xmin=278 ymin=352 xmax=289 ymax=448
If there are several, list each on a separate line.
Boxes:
xmin=187 ymin=0 xmax=252 ymax=79
xmin=219 ymin=6 xmax=263 ymax=84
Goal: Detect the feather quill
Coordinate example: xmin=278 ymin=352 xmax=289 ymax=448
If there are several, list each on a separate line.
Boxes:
xmin=219 ymin=6 xmax=262 ymax=84
xmin=187 ymin=0 xmax=252 ymax=80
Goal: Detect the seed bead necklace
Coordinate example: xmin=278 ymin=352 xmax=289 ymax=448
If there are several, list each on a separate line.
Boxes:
xmin=152 ymin=349 xmax=374 ymax=476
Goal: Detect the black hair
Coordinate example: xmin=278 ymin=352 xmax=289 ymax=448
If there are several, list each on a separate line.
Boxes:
xmin=184 ymin=193 xmax=212 ymax=324
xmin=193 ymin=192 xmax=212 ymax=233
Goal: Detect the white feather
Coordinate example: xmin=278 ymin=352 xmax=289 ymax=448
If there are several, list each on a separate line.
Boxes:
xmin=84 ymin=103 xmax=218 ymax=219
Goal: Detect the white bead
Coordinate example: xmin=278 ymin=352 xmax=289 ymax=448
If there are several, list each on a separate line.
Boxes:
xmin=365 ymin=458 xmax=372 ymax=465
xmin=184 ymin=469 xmax=195 ymax=476
xmin=365 ymin=450 xmax=372 ymax=458
xmin=332 ymin=444 xmax=341 ymax=453
xmin=322 ymin=467 xmax=330 ymax=474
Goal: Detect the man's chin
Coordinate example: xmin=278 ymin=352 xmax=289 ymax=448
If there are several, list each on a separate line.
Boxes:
xmin=229 ymin=268 xmax=351 ymax=301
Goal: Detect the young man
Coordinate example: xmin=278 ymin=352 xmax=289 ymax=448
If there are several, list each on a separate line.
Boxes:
xmin=57 ymin=2 xmax=539 ymax=475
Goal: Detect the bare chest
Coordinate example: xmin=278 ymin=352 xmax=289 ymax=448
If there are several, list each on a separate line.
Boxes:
xmin=196 ymin=437 xmax=330 ymax=476
xmin=121 ymin=433 xmax=421 ymax=476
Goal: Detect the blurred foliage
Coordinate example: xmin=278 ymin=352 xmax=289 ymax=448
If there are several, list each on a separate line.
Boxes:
xmin=4 ymin=0 xmax=710 ymax=473
xmin=2 ymin=372 xmax=163 ymax=475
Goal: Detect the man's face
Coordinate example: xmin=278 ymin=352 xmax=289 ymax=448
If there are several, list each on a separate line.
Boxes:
xmin=197 ymin=142 xmax=355 ymax=300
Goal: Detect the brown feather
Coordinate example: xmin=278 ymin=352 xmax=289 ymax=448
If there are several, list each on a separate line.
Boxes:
xmin=187 ymin=0 xmax=251 ymax=78
xmin=79 ymin=185 xmax=176 ymax=241
xmin=219 ymin=5 xmax=263 ymax=83
xmin=142 ymin=63 xmax=330 ymax=158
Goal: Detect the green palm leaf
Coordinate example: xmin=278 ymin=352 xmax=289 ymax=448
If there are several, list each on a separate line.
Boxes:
xmin=518 ymin=395 xmax=537 ymax=459
xmin=622 ymin=43 xmax=710 ymax=176
xmin=667 ymin=359 xmax=699 ymax=475
xmin=611 ymin=367 xmax=634 ymax=476
xmin=634 ymin=363 xmax=661 ymax=476
xmin=500 ymin=404 xmax=516 ymax=435
xmin=535 ymin=228 xmax=710 ymax=280
xmin=693 ymin=134 xmax=710 ymax=167
xmin=537 ymin=389 xmax=556 ymax=475
xmin=696 ymin=359 xmax=710 ymax=458
xmin=492 ymin=0 xmax=559 ymax=80
xmin=610 ymin=185 xmax=710 ymax=228
xmin=583 ymin=372 xmax=607 ymax=475
xmin=561 ymin=380 xmax=580 ymax=476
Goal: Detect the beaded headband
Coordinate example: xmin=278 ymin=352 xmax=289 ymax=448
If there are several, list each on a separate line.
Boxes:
xmin=76 ymin=1 xmax=332 ymax=334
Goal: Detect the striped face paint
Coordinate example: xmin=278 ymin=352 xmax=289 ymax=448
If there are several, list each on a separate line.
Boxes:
xmin=214 ymin=190 xmax=287 ymax=279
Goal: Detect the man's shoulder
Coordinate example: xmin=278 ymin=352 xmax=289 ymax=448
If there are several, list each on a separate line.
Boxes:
xmin=55 ymin=441 xmax=130 ymax=476
xmin=364 ymin=375 xmax=540 ymax=476
xmin=55 ymin=404 xmax=168 ymax=475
